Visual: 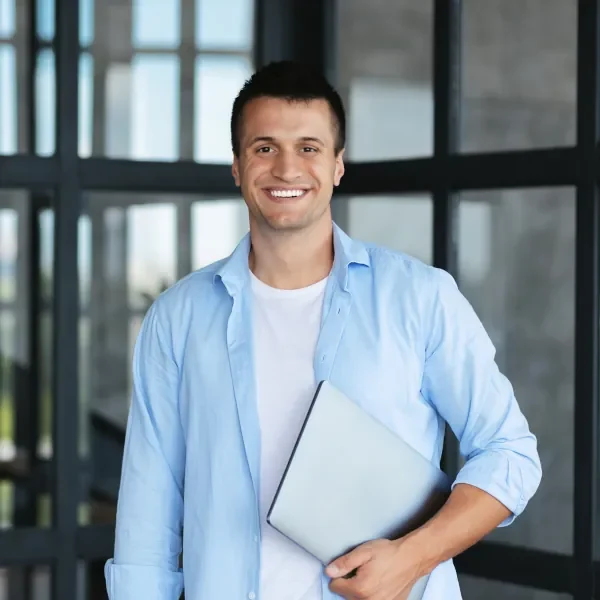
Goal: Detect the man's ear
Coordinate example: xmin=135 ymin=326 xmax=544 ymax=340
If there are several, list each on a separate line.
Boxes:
xmin=232 ymin=156 xmax=241 ymax=187
xmin=333 ymin=148 xmax=345 ymax=187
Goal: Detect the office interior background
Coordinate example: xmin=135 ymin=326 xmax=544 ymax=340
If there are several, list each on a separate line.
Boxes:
xmin=0 ymin=0 xmax=598 ymax=598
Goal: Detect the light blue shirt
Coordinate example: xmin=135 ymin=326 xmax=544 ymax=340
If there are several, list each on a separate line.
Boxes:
xmin=104 ymin=223 xmax=542 ymax=600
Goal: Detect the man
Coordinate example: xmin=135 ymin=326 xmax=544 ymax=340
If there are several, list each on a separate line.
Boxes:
xmin=105 ymin=61 xmax=542 ymax=600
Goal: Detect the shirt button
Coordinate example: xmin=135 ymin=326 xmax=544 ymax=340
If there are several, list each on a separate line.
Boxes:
xmin=248 ymin=593 xmax=256 ymax=600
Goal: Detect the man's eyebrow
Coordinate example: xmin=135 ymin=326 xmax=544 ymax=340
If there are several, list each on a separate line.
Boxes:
xmin=247 ymin=136 xmax=326 ymax=146
xmin=300 ymin=136 xmax=325 ymax=146
xmin=249 ymin=136 xmax=276 ymax=145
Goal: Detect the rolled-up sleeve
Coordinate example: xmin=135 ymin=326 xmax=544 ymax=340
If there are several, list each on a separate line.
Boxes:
xmin=421 ymin=268 xmax=542 ymax=526
xmin=105 ymin=300 xmax=185 ymax=599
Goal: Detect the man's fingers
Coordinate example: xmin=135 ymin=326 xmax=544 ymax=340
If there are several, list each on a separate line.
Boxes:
xmin=328 ymin=569 xmax=372 ymax=599
xmin=326 ymin=543 xmax=374 ymax=578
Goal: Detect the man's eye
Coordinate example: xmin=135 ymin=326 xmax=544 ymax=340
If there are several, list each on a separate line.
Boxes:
xmin=302 ymin=147 xmax=317 ymax=153
xmin=257 ymin=146 xmax=273 ymax=153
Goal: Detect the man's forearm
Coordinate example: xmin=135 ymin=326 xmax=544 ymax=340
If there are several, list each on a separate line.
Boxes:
xmin=402 ymin=483 xmax=512 ymax=576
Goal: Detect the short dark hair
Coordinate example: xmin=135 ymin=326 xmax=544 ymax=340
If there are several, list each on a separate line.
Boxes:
xmin=230 ymin=60 xmax=346 ymax=157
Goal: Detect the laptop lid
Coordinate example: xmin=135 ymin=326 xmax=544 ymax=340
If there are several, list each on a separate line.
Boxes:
xmin=266 ymin=380 xmax=451 ymax=598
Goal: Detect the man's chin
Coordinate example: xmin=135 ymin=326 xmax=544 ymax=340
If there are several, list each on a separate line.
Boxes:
xmin=252 ymin=205 xmax=331 ymax=234
xmin=262 ymin=214 xmax=311 ymax=232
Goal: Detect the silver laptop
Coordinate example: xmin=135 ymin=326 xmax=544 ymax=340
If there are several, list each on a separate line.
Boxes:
xmin=267 ymin=380 xmax=451 ymax=600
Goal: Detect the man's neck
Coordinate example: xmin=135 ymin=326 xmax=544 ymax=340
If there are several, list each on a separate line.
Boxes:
xmin=249 ymin=219 xmax=334 ymax=290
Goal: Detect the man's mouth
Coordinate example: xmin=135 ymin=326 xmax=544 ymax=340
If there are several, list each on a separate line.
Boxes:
xmin=265 ymin=188 xmax=310 ymax=199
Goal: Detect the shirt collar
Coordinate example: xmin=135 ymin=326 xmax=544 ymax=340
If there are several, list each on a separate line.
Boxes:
xmin=214 ymin=221 xmax=370 ymax=296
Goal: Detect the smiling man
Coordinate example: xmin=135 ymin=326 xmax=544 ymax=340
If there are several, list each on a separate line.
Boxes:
xmin=105 ymin=61 xmax=542 ymax=600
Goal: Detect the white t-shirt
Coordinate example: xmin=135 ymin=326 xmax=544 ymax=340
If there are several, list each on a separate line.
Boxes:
xmin=251 ymin=270 xmax=327 ymax=600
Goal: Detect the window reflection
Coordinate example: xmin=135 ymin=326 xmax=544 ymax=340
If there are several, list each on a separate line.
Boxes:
xmin=194 ymin=55 xmax=252 ymax=162
xmin=80 ymin=0 xmax=94 ymax=46
xmin=348 ymin=81 xmax=433 ymax=161
xmin=0 ymin=311 xmax=15 ymax=457
xmin=0 ymin=0 xmax=257 ymax=158
xmin=0 ymin=209 xmax=17 ymax=302
xmin=105 ymin=64 xmax=132 ymax=158
xmin=192 ymin=199 xmax=247 ymax=269
xmin=133 ymin=0 xmax=180 ymax=48
xmin=0 ymin=1 xmax=55 ymax=156
xmin=127 ymin=204 xmax=177 ymax=308
xmin=0 ymin=44 xmax=16 ymax=154
xmin=0 ymin=192 xmax=55 ymax=529
xmin=80 ymin=193 xmax=246 ymax=525
xmin=79 ymin=53 xmax=93 ymax=157
xmin=196 ymin=0 xmax=254 ymax=50
xmin=0 ymin=209 xmax=18 ymax=477
xmin=0 ymin=567 xmax=52 ymax=600
xmin=76 ymin=0 xmax=254 ymax=161
xmin=337 ymin=1 xmax=433 ymax=160
xmin=37 ymin=0 xmax=55 ymax=41
xmin=95 ymin=56 xmax=183 ymax=160
xmin=347 ymin=195 xmax=433 ymax=264
xmin=461 ymin=0 xmax=577 ymax=152
xmin=131 ymin=55 xmax=180 ymax=161
xmin=35 ymin=49 xmax=55 ymax=156
xmin=0 ymin=0 xmax=15 ymax=38
xmin=459 ymin=188 xmax=575 ymax=555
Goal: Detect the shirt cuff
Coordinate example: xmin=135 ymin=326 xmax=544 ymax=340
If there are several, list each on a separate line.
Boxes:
xmin=451 ymin=450 xmax=525 ymax=527
xmin=105 ymin=558 xmax=184 ymax=599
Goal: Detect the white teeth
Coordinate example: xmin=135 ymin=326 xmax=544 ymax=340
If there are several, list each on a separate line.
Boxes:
xmin=269 ymin=189 xmax=306 ymax=198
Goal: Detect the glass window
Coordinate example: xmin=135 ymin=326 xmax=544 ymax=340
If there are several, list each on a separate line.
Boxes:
xmin=35 ymin=49 xmax=55 ymax=156
xmin=127 ymin=204 xmax=177 ymax=309
xmin=79 ymin=0 xmax=94 ymax=46
xmin=37 ymin=0 xmax=55 ymax=41
xmin=103 ymin=63 xmax=132 ymax=158
xmin=458 ymin=188 xmax=575 ymax=555
xmin=0 ymin=0 xmax=15 ymax=38
xmin=0 ymin=44 xmax=17 ymax=154
xmin=336 ymin=1 xmax=433 ymax=161
xmin=96 ymin=55 xmax=181 ymax=161
xmin=0 ymin=566 xmax=52 ymax=599
xmin=459 ymin=575 xmax=571 ymax=600
xmin=101 ymin=56 xmax=181 ymax=160
xmin=78 ymin=53 xmax=93 ymax=158
xmin=192 ymin=199 xmax=247 ymax=269
xmin=79 ymin=0 xmax=255 ymax=161
xmin=346 ymin=195 xmax=433 ymax=265
xmin=194 ymin=55 xmax=253 ymax=162
xmin=462 ymin=0 xmax=577 ymax=152
xmin=0 ymin=190 xmax=54 ymax=530
xmin=79 ymin=192 xmax=247 ymax=525
xmin=196 ymin=0 xmax=254 ymax=51
xmin=130 ymin=55 xmax=180 ymax=161
xmin=133 ymin=0 xmax=180 ymax=49
xmin=0 ymin=1 xmax=57 ymax=155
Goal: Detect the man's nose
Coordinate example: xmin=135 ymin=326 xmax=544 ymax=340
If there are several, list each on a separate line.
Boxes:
xmin=271 ymin=151 xmax=303 ymax=181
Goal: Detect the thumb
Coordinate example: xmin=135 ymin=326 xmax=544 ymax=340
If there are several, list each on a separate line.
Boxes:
xmin=326 ymin=544 xmax=373 ymax=578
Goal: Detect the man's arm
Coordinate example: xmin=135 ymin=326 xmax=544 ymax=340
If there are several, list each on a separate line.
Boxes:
xmin=104 ymin=300 xmax=185 ymax=600
xmin=327 ymin=268 xmax=542 ymax=598
xmin=404 ymin=482 xmax=511 ymax=573
xmin=420 ymin=267 xmax=542 ymax=525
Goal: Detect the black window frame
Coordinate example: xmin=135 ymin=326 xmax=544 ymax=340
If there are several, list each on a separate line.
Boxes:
xmin=0 ymin=0 xmax=597 ymax=598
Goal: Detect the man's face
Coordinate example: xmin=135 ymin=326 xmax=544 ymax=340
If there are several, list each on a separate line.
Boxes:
xmin=232 ymin=96 xmax=345 ymax=233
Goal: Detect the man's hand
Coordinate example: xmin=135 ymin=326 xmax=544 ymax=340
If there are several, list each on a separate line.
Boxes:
xmin=325 ymin=537 xmax=424 ymax=600
xmin=324 ymin=484 xmax=514 ymax=599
